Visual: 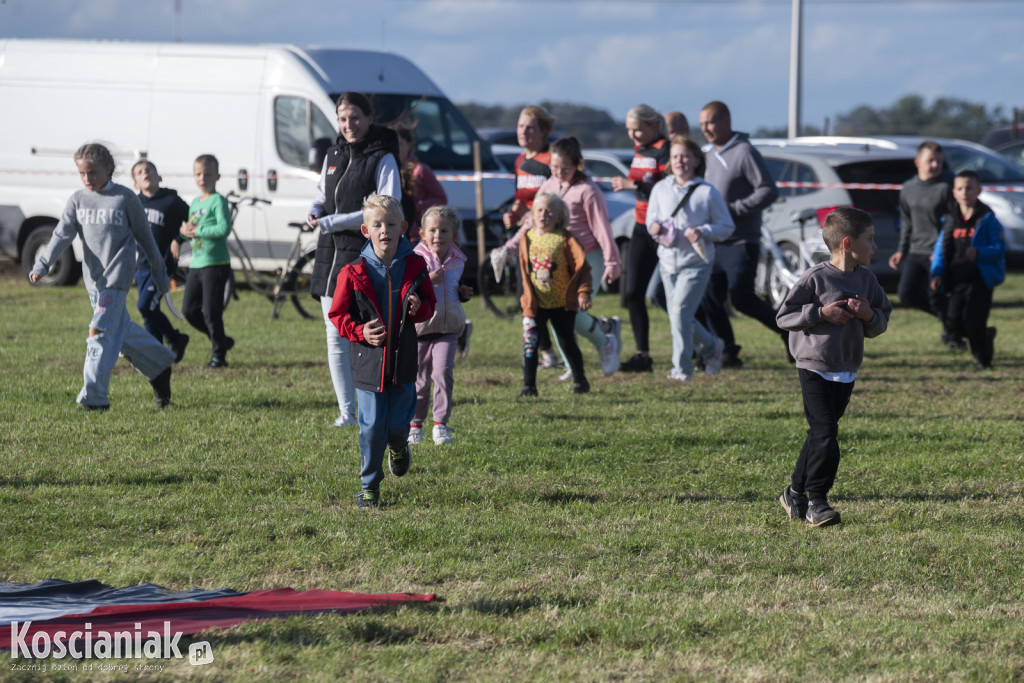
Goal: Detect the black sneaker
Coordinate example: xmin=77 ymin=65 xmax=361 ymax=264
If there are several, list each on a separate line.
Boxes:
xmin=572 ymin=378 xmax=590 ymax=394
xmin=225 ymin=336 xmax=236 ymax=352
xmin=355 ymin=489 xmax=379 ymax=509
xmin=209 ymin=357 xmax=229 ymax=369
xmin=779 ymin=486 xmax=808 ymax=521
xmin=150 ymin=367 xmax=172 ymax=408
xmin=170 ymin=333 xmax=190 ymax=363
xmin=519 ymin=386 xmax=538 ymax=397
xmin=77 ymin=403 xmax=110 ymax=412
xmin=619 ymin=353 xmax=652 ymax=373
xmin=388 ymin=444 xmax=411 ymax=477
xmin=805 ymin=500 xmax=841 ymax=527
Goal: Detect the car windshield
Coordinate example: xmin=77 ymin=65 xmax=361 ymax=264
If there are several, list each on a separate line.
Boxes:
xmin=943 ymin=144 xmax=1024 ymax=182
xmin=333 ymin=93 xmax=500 ymax=172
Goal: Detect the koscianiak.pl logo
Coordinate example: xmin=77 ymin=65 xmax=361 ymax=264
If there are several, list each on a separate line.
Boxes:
xmin=9 ymin=621 xmax=214 ymax=671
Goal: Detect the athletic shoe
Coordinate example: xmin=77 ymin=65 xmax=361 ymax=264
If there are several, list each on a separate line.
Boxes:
xmin=408 ymin=426 xmax=423 ymax=444
xmin=620 ymin=353 xmax=653 ymax=373
xmin=209 ymin=357 xmax=229 ymax=369
xmin=572 ymin=378 xmax=590 ymax=394
xmin=150 ymin=366 xmax=172 ymax=408
xmin=539 ymin=351 xmax=564 ymax=370
xmin=519 ymin=386 xmax=538 ymax=397
xmin=942 ymin=331 xmax=968 ymax=351
xmin=558 ymin=369 xmax=573 ymax=382
xmin=333 ymin=413 xmax=358 ymax=428
xmin=388 ymin=444 xmax=411 ymax=477
xmin=805 ymin=500 xmax=841 ymax=527
xmin=779 ymin=486 xmax=808 ymax=521
xmin=598 ymin=336 xmax=621 ymax=376
xmin=355 ymin=489 xmax=379 ymax=510
xmin=667 ymin=368 xmax=692 ymax=383
xmin=457 ymin=320 xmax=473 ymax=358
xmin=703 ymin=337 xmax=725 ymax=377
xmin=225 ymin=336 xmax=236 ymax=352
xmin=432 ymin=424 xmax=453 ymax=445
xmin=77 ymin=403 xmax=110 ymax=412
xmin=170 ymin=333 xmax=190 ymax=364
xmin=722 ymin=354 xmax=743 ymax=369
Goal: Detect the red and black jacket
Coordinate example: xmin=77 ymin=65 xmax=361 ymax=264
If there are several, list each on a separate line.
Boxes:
xmin=328 ymin=249 xmax=436 ymax=392
xmin=628 ymin=137 xmax=669 ymax=225
xmin=514 ymin=148 xmax=552 ymax=209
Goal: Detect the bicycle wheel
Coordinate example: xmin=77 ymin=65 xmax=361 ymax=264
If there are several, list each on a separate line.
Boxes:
xmin=276 ymin=247 xmax=317 ymax=320
xmin=477 ymin=256 xmax=519 ymax=321
xmin=163 ymin=264 xmax=234 ymax=320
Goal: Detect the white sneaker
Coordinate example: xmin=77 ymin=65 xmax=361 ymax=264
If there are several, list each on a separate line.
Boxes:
xmin=703 ymin=337 xmax=725 ymax=377
xmin=598 ymin=336 xmax=620 ymax=376
xmin=668 ymin=368 xmax=692 ymax=383
xmin=333 ymin=413 xmax=358 ymax=428
xmin=408 ymin=426 xmax=423 ymax=444
xmin=432 ymin=424 xmax=453 ymax=445
xmin=539 ymin=351 xmax=564 ymax=370
xmin=558 ymin=369 xmax=573 ymax=382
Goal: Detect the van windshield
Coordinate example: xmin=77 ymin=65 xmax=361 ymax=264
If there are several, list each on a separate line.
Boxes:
xmin=334 ymin=94 xmax=500 ymax=172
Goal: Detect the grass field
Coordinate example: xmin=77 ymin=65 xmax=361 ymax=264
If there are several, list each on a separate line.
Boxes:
xmin=2 ymin=271 xmax=1023 ymax=681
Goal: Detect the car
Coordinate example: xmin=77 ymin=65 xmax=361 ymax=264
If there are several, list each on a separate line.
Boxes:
xmin=981 ymin=124 xmax=1024 ymax=172
xmin=751 ymin=138 xmax=919 ymax=305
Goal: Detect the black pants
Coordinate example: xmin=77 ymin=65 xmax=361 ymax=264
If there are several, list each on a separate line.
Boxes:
xmin=182 ymin=264 xmax=232 ymax=359
xmin=702 ymin=241 xmax=780 ymax=358
xmin=625 ymin=223 xmax=659 ymax=352
xmin=946 ymin=277 xmax=994 ymax=366
xmin=897 ymin=253 xmax=948 ymax=328
xmin=791 ymin=369 xmax=854 ymax=500
xmin=523 ymin=308 xmax=585 ymax=388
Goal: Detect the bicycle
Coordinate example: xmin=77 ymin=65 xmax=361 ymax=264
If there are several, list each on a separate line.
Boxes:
xmin=756 ymin=207 xmax=831 ymax=308
xmin=475 ymin=198 xmax=521 ymax=321
xmin=165 ymin=193 xmax=318 ymax=321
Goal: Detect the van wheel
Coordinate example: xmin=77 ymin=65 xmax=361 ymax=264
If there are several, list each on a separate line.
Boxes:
xmin=22 ymin=223 xmax=80 ymax=287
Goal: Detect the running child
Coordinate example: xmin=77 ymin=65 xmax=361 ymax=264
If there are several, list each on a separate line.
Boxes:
xmin=180 ymin=154 xmax=234 ymax=368
xmin=409 ymin=205 xmax=472 ymax=446
xmin=328 ymin=194 xmax=436 ymax=509
xmin=30 ymin=143 xmax=176 ymax=410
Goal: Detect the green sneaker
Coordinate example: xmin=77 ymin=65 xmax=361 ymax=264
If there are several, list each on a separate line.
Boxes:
xmin=355 ymin=489 xmax=379 ymax=509
xmin=388 ymin=444 xmax=411 ymax=477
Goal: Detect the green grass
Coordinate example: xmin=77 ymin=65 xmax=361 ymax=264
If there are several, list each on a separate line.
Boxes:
xmin=2 ymin=272 xmax=1023 ymax=681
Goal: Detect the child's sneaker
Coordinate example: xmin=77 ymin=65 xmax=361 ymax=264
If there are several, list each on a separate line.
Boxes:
xmin=558 ymin=369 xmax=573 ymax=382
xmin=519 ymin=385 xmax=538 ymax=397
xmin=703 ymin=337 xmax=725 ymax=377
xmin=667 ymin=368 xmax=692 ymax=383
xmin=779 ymin=486 xmax=808 ymax=521
xmin=457 ymin=320 xmax=473 ymax=358
xmin=805 ymin=500 xmax=841 ymax=527
xmin=355 ymin=489 xmax=379 ymax=510
xmin=150 ymin=366 xmax=172 ymax=408
xmin=333 ymin=413 xmax=358 ymax=428
xmin=572 ymin=378 xmax=590 ymax=394
xmin=388 ymin=444 xmax=411 ymax=477
xmin=408 ymin=426 xmax=423 ymax=444
xmin=432 ymin=424 xmax=453 ymax=445
xmin=170 ymin=333 xmax=190 ymax=364
xmin=620 ymin=353 xmax=652 ymax=373
xmin=209 ymin=357 xmax=229 ymax=369
xmin=539 ymin=351 xmax=564 ymax=369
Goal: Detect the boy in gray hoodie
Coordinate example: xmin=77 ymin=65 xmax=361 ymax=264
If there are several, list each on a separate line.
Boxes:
xmin=30 ymin=144 xmax=176 ymax=410
xmin=776 ymin=208 xmax=892 ymax=527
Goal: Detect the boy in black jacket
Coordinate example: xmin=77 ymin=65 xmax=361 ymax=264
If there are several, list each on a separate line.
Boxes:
xmin=328 ymin=195 xmax=436 ymax=509
xmin=132 ymin=159 xmax=190 ymax=362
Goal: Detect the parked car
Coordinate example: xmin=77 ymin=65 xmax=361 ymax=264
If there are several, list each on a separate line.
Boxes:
xmin=981 ymin=124 xmax=1024 ymax=172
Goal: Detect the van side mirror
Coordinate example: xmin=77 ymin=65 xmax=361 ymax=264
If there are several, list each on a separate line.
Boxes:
xmin=310 ymin=138 xmax=331 ymax=172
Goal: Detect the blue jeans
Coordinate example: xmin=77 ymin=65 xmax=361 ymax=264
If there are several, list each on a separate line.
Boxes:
xmin=661 ymin=262 xmax=715 ymax=375
xmin=80 ymin=288 xmax=175 ymax=407
xmin=136 ymin=266 xmax=184 ymax=345
xmin=356 ymin=383 xmax=416 ymax=491
xmin=321 ymin=296 xmax=356 ymax=419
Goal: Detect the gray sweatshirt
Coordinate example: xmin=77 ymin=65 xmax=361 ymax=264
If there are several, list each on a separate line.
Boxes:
xmin=898 ymin=174 xmax=953 ymax=256
xmin=776 ymin=262 xmax=891 ymax=373
xmin=32 ymin=182 xmax=169 ymax=294
xmin=703 ymin=132 xmax=779 ymax=243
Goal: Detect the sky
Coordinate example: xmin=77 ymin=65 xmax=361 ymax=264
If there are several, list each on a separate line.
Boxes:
xmin=2 ymin=0 xmax=1022 ymax=134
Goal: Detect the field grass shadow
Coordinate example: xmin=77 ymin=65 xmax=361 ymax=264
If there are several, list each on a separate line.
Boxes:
xmin=464 ymin=593 xmax=587 ymax=616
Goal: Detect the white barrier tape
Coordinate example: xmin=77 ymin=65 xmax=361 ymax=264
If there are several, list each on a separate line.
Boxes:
xmin=777 ymin=180 xmax=1024 ymax=192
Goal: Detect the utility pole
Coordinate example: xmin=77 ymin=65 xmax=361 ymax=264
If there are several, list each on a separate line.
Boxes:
xmin=787 ymin=0 xmax=803 ymax=138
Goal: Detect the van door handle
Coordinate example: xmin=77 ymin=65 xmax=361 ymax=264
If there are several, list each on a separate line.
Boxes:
xmin=237 ymin=168 xmax=249 ymax=191
xmin=267 ymin=169 xmax=278 ymax=192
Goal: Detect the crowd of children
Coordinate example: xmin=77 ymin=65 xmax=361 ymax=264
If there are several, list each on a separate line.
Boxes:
xmin=29 ymin=91 xmax=1009 ymax=520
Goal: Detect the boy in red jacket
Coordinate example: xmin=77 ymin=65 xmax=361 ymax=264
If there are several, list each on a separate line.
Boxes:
xmin=329 ymin=195 xmax=436 ymax=509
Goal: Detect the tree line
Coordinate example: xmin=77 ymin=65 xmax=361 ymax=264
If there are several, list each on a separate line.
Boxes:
xmin=458 ymin=95 xmax=1016 ymax=148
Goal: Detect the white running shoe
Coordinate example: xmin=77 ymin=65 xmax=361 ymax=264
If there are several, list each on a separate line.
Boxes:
xmin=408 ymin=426 xmax=423 ymax=444
xmin=334 ymin=413 xmax=358 ymax=428
xmin=558 ymin=369 xmax=573 ymax=382
xmin=539 ymin=351 xmax=565 ymax=370
xmin=704 ymin=337 xmax=725 ymax=377
xmin=432 ymin=424 xmax=453 ymax=445
xmin=668 ymin=368 xmax=692 ymax=383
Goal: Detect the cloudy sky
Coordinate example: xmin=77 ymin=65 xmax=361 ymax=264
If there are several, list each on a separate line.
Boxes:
xmin=3 ymin=0 xmax=1021 ymax=132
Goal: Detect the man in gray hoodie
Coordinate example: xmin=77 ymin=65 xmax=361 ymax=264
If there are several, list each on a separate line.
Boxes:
xmin=699 ymin=101 xmax=786 ymax=367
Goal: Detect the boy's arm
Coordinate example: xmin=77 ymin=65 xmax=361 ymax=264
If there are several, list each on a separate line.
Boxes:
xmin=974 ymin=215 xmax=1006 ymax=263
xmin=194 ymin=195 xmax=232 ymax=240
xmin=775 ymin=275 xmax=823 ymax=332
xmin=862 ymin=279 xmax=892 ymax=338
xmin=896 ymin=188 xmax=913 ymax=259
xmin=327 ymin=268 xmax=367 ymax=344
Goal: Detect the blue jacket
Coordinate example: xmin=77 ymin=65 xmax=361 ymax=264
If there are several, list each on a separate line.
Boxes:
xmin=930 ymin=205 xmax=1006 ymax=290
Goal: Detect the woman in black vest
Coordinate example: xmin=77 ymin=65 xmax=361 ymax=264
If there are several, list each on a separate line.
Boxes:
xmin=307 ymin=91 xmax=401 ymax=428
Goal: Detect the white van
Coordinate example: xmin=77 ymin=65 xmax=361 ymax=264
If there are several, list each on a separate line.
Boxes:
xmin=0 ymin=39 xmax=510 ymax=285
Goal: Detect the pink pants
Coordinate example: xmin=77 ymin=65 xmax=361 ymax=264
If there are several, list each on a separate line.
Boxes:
xmin=413 ymin=333 xmax=458 ymax=427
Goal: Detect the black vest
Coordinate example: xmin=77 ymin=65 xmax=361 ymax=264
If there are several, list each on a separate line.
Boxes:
xmin=310 ymin=125 xmax=400 ymax=298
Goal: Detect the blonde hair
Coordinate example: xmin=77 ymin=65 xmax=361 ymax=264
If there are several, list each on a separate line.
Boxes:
xmin=626 ymin=104 xmax=668 ymax=140
xmin=421 ymin=204 xmax=461 ymax=242
xmin=532 ymin=192 xmax=569 ymax=231
xmin=74 ymin=143 xmax=116 ymax=176
xmin=520 ymin=105 xmax=556 ymax=140
xmin=362 ymin=193 xmax=404 ymax=223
